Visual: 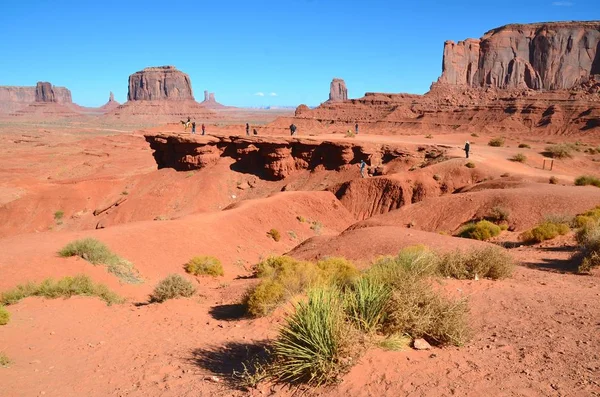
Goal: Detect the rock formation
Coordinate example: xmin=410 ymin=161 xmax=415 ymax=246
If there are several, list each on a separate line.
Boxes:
xmin=109 ymin=92 xmax=115 ymax=102
xmin=329 ymin=78 xmax=348 ymax=101
xmin=127 ymin=66 xmax=194 ymax=101
xmin=439 ymin=21 xmax=600 ymax=90
xmin=0 ymin=83 xmax=72 ymax=113
xmin=35 ymin=82 xmax=57 ymax=102
xmin=199 ymin=90 xmax=226 ymax=109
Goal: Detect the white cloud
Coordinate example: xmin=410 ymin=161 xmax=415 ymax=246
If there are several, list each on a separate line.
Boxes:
xmin=552 ymin=1 xmax=573 ymax=6
xmin=269 ymin=92 xmax=277 ymax=96
xmin=254 ymin=92 xmax=265 ymax=97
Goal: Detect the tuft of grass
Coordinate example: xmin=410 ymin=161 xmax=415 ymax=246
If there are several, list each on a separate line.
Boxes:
xmin=58 ymin=238 xmax=142 ymax=284
xmin=121 ymin=191 xmax=129 ymax=196
xmin=344 ymin=276 xmax=391 ymax=333
xmin=311 ymin=221 xmax=323 ymax=235
xmin=185 ymin=256 xmax=224 ymax=277
xmin=465 ymin=162 xmax=476 ymax=168
xmin=549 ymin=176 xmax=559 ymax=184
xmin=425 ymin=134 xmax=433 ymax=139
xmin=519 ymin=221 xmax=570 ymax=244
xmin=510 ymin=153 xmax=527 ymax=163
xmin=488 ymin=137 xmax=505 ymax=147
xmin=575 ymin=221 xmax=600 ymax=273
xmin=544 ymin=144 xmax=573 ymax=159
xmin=0 ymin=306 xmax=10 ymax=325
xmin=0 ymin=275 xmax=123 ymax=306
xmin=296 ymin=215 xmax=307 ymax=223
xmin=0 ymin=353 xmax=10 ymax=367
xmin=433 ymin=174 xmax=442 ymax=182
xmin=488 ymin=206 xmax=510 ymax=223
xmin=377 ymin=334 xmax=411 ymax=351
xmin=287 ymin=230 xmax=298 ymax=240
xmin=271 ymin=287 xmax=353 ymax=386
xmin=149 ymin=274 xmax=196 ymax=303
xmin=458 ymin=220 xmax=502 ymax=241
xmin=54 ymin=210 xmax=64 ymax=221
xmin=438 ymin=246 xmax=514 ymax=280
xmin=518 ymin=143 xmax=531 ymax=149
xmin=267 ymin=229 xmax=281 ymax=242
xmin=574 ymin=175 xmax=600 ymax=188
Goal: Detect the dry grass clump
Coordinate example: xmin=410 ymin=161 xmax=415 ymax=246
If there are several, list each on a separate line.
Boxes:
xmin=58 ymin=238 xmax=142 ymax=284
xmin=0 ymin=275 xmax=123 ymax=306
xmin=345 ymin=130 xmax=356 ymax=138
xmin=149 ymin=274 xmax=196 ymax=303
xmin=0 ymin=306 xmax=10 ymax=325
xmin=185 ymin=256 xmax=224 ymax=277
xmin=549 ymin=176 xmax=559 ymax=184
xmin=487 ymin=206 xmax=510 ymax=223
xmin=519 ymin=221 xmax=570 ymax=244
xmin=458 ymin=220 xmax=502 ymax=241
xmin=510 ymin=153 xmax=527 ymax=163
xmin=488 ymin=137 xmax=505 ymax=147
xmin=544 ymin=144 xmax=573 ymax=159
xmin=575 ymin=221 xmax=600 ymax=273
xmin=267 ymin=229 xmax=281 ymax=242
xmin=465 ymin=162 xmax=476 ymax=168
xmin=0 ymin=353 xmax=10 ymax=367
xmin=438 ymin=246 xmax=514 ymax=280
xmin=574 ymin=206 xmax=600 ymax=228
xmin=574 ymin=175 xmax=600 ymax=188
xmin=518 ymin=143 xmax=531 ymax=149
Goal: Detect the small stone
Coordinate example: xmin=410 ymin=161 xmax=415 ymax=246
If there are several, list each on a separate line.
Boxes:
xmin=413 ymin=338 xmax=432 ymax=350
xmin=206 ymin=375 xmax=221 ymax=383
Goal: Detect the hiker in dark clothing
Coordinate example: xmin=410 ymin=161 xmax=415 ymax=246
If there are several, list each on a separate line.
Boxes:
xmin=355 ymin=123 xmax=359 ymax=134
xmin=202 ymin=123 xmax=206 ymax=135
xmin=246 ymin=123 xmax=250 ymax=136
xmin=464 ymin=141 xmax=470 ymax=158
xmin=289 ymin=124 xmax=297 ymax=136
xmin=359 ymin=160 xmax=366 ymax=178
xmin=191 ymin=121 xmax=196 ymax=134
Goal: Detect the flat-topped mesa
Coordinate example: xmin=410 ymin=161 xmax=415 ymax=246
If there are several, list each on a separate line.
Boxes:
xmin=438 ymin=21 xmax=600 ymax=90
xmin=34 ymin=82 xmax=72 ymax=103
xmin=127 ymin=65 xmax=194 ymax=101
xmin=329 ymin=78 xmax=348 ymax=101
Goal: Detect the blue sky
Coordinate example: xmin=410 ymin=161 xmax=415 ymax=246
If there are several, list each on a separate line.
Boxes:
xmin=0 ymin=0 xmax=597 ymax=107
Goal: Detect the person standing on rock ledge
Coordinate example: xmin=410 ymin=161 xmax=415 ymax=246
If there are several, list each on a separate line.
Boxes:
xmin=191 ymin=121 xmax=196 ymax=134
xmin=246 ymin=123 xmax=250 ymax=136
xmin=289 ymin=123 xmax=297 ymax=136
xmin=464 ymin=141 xmax=470 ymax=158
xmin=360 ymin=160 xmax=367 ymax=178
xmin=202 ymin=123 xmax=206 ymax=135
xmin=355 ymin=123 xmax=359 ymax=134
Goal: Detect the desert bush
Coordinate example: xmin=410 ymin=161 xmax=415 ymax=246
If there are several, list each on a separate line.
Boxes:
xmin=518 ymin=143 xmax=531 ymax=149
xmin=458 ymin=220 xmax=502 ymax=241
xmin=510 ymin=153 xmax=527 ymax=163
xmin=185 ymin=256 xmax=224 ymax=277
xmin=271 ymin=287 xmax=353 ymax=385
xmin=296 ymin=215 xmax=307 ymax=223
xmin=267 ymin=229 xmax=281 ymax=242
xmin=310 ymin=221 xmax=323 ymax=235
xmin=574 ymin=175 xmax=600 ymax=188
xmin=0 ymin=353 xmax=10 ymax=367
xmin=54 ymin=210 xmax=64 ymax=221
xmin=149 ymin=274 xmax=196 ymax=303
xmin=471 ymin=133 xmax=479 ymax=137
xmin=438 ymin=246 xmax=514 ymax=280
xmin=316 ymin=257 xmax=359 ymax=288
xmin=344 ymin=276 xmax=391 ymax=332
xmin=574 ymin=206 xmax=600 ymax=228
xmin=465 ymin=162 xmax=476 ymax=168
xmin=425 ymin=134 xmax=433 ymax=139
xmin=549 ymin=176 xmax=559 ymax=184
xmin=58 ymin=238 xmax=142 ymax=284
xmin=345 ymin=130 xmax=356 ymax=138
xmin=488 ymin=206 xmax=510 ymax=223
xmin=519 ymin=221 xmax=570 ymax=244
xmin=488 ymin=137 xmax=505 ymax=147
xmin=367 ymin=246 xmax=440 ymax=284
xmin=0 ymin=275 xmax=122 ymax=306
xmin=433 ymin=174 xmax=441 ymax=182
xmin=575 ymin=221 xmax=600 ymax=273
xmin=544 ymin=144 xmax=573 ymax=159
xmin=0 ymin=306 xmax=9 ymax=325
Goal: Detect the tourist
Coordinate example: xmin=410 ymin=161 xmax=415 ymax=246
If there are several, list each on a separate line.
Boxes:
xmin=246 ymin=123 xmax=250 ymax=136
xmin=360 ymin=160 xmax=367 ymax=178
xmin=289 ymin=123 xmax=297 ymax=136
xmin=191 ymin=121 xmax=196 ymax=134
xmin=464 ymin=141 xmax=470 ymax=158
xmin=202 ymin=123 xmax=206 ymax=135
xmin=355 ymin=123 xmax=359 ymax=134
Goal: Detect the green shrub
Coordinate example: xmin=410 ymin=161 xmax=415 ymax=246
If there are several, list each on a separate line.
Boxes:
xmin=267 ymin=229 xmax=281 ymax=242
xmin=544 ymin=144 xmax=573 ymax=159
xmin=185 ymin=256 xmax=224 ymax=277
xmin=344 ymin=276 xmax=391 ymax=332
xmin=488 ymin=137 xmax=505 ymax=147
xmin=465 ymin=162 xmax=476 ymax=168
xmin=58 ymin=238 xmax=142 ymax=284
xmin=271 ymin=287 xmax=352 ymax=385
xmin=0 ymin=275 xmax=122 ymax=306
xmin=458 ymin=220 xmax=502 ymax=241
xmin=510 ymin=153 xmax=527 ymax=163
xmin=519 ymin=221 xmax=570 ymax=243
xmin=518 ymin=143 xmax=531 ymax=149
xmin=316 ymin=257 xmax=359 ymax=288
xmin=574 ymin=206 xmax=600 ymax=227
xmin=549 ymin=176 xmax=559 ymax=184
xmin=54 ymin=210 xmax=64 ymax=221
xmin=574 ymin=175 xmax=600 ymax=188
xmin=575 ymin=222 xmax=600 ymax=273
xmin=0 ymin=306 xmax=9 ymax=325
xmin=149 ymin=274 xmax=196 ymax=303
xmin=438 ymin=246 xmax=514 ymax=280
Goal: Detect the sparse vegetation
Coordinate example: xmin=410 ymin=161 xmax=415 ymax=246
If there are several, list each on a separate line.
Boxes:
xmin=519 ymin=221 xmax=570 ymax=244
xmin=149 ymin=274 xmax=196 ymax=303
xmin=310 ymin=221 xmax=323 ymax=235
xmin=488 ymin=137 xmax=505 ymax=147
xmin=345 ymin=130 xmax=356 ymax=138
xmin=296 ymin=215 xmax=306 ymax=223
xmin=574 ymin=206 xmax=600 ymax=228
xmin=471 ymin=133 xmax=479 ymax=137
xmin=458 ymin=220 xmax=502 ymax=241
xmin=574 ymin=175 xmax=600 ymax=188
xmin=549 ymin=176 xmax=559 ymax=184
xmin=185 ymin=256 xmax=224 ymax=277
xmin=487 ymin=206 xmax=510 ymax=223
xmin=54 ymin=210 xmax=64 ymax=221
xmin=344 ymin=276 xmax=391 ymax=333
xmin=518 ymin=143 xmax=531 ymax=149
xmin=377 ymin=334 xmax=411 ymax=351
xmin=58 ymin=238 xmax=142 ymax=284
xmin=267 ymin=229 xmax=281 ymax=242
xmin=433 ymin=174 xmax=441 ymax=182
xmin=287 ymin=230 xmax=298 ymax=240
xmin=121 ymin=191 xmax=129 ymax=195
xmin=465 ymin=162 xmax=476 ymax=168
xmin=544 ymin=144 xmax=573 ymax=159
xmin=425 ymin=134 xmax=433 ymax=139
xmin=438 ymin=246 xmax=514 ymax=280
xmin=510 ymin=153 xmax=527 ymax=163
xmin=575 ymin=221 xmax=600 ymax=273
xmin=0 ymin=275 xmax=123 ymax=306
xmin=0 ymin=306 xmax=10 ymax=325
xmin=0 ymin=353 xmax=10 ymax=367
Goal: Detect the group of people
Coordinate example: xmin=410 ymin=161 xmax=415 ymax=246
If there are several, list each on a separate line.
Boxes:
xmin=187 ymin=117 xmax=206 ymax=135
xmin=245 ymin=123 xmax=258 ymax=136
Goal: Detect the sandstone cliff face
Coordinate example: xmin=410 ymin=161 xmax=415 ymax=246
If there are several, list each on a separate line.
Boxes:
xmin=439 ymin=21 xmax=600 ymax=90
xmin=329 ymin=78 xmax=348 ymax=101
xmin=127 ymin=66 xmax=194 ymax=101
